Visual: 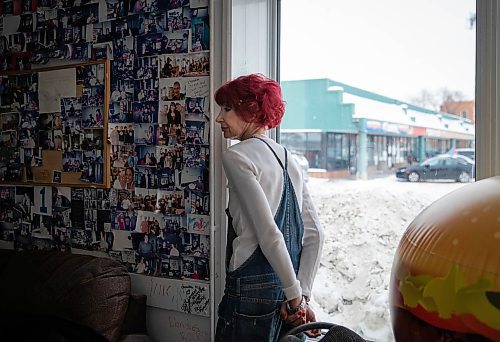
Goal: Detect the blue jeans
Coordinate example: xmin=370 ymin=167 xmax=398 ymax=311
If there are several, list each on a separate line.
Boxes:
xmin=216 ymin=266 xmax=284 ymax=341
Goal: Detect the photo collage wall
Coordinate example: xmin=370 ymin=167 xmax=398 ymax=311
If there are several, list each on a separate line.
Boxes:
xmin=0 ymin=0 xmax=211 ymax=305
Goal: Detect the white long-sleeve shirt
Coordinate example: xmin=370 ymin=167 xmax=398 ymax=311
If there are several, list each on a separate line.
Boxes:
xmin=222 ymin=136 xmax=324 ymax=300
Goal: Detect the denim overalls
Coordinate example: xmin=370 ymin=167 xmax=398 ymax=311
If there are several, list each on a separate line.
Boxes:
xmin=215 ymin=137 xmax=304 ymax=342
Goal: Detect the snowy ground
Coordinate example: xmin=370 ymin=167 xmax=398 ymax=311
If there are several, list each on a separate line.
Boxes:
xmin=306 ymin=175 xmax=468 ymax=342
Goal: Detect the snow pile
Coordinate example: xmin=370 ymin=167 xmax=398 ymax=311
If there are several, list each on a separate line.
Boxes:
xmin=307 ymin=176 xmax=467 ymax=341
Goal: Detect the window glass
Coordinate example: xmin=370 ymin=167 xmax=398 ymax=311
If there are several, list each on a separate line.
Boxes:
xmin=279 ymin=1 xmax=475 ymax=341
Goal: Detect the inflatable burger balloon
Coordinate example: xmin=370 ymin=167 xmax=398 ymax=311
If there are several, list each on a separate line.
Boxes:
xmin=390 ymin=176 xmax=500 ymax=341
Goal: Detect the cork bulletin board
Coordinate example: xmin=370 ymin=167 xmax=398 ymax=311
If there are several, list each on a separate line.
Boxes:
xmin=0 ymin=60 xmax=110 ymax=187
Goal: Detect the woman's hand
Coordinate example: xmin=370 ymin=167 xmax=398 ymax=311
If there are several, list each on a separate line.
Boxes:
xmin=280 ymin=298 xmax=321 ymax=338
xmin=280 ymin=297 xmax=306 ymax=327
xmin=303 ymin=306 xmax=321 ymax=338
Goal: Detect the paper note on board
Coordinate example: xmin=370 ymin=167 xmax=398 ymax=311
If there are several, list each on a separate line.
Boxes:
xmin=38 ymin=68 xmax=76 ymax=113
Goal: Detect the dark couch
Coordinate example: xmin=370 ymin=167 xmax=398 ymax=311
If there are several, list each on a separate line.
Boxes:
xmin=0 ymin=250 xmax=149 ymax=342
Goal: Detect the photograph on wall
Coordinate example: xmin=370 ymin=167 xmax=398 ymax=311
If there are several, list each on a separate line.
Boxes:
xmin=133 ymin=187 xmax=156 ymax=211
xmin=31 ymin=212 xmax=53 ymax=241
xmin=157 ymin=144 xmax=183 ymax=169
xmin=111 ymin=166 xmax=135 ymax=190
xmin=61 ymin=96 xmax=83 ymax=119
xmin=0 ymin=147 xmax=22 ymax=182
xmin=135 ymin=210 xmax=163 ymax=234
xmin=186 ymin=189 xmax=208 ymax=215
xmin=21 ymin=147 xmax=41 ymax=181
xmin=186 ymin=214 xmax=209 ymax=236
xmin=166 ymin=7 xmax=183 ymax=32
xmin=183 ymin=144 xmax=208 ymax=168
xmin=156 ymin=189 xmax=184 ymax=215
xmin=70 ymin=187 xmax=84 ymax=228
xmin=0 ymin=189 xmax=17 ymax=249
xmin=111 ymin=79 xmax=134 ymax=102
xmin=159 ymin=256 xmax=182 ymax=278
xmin=157 ymin=122 xmax=185 ymax=146
xmin=131 ymin=231 xmax=158 ymax=275
xmin=184 ymin=97 xmax=207 ymax=120
xmin=111 ymin=187 xmax=134 ymax=211
xmin=182 ymin=232 xmax=208 ymax=258
xmin=109 ymin=123 xmax=135 ymax=148
xmin=82 ymin=85 xmax=105 ymax=107
xmin=158 ymin=100 xmax=184 ymax=124
xmin=159 ymin=77 xmax=186 ymax=101
xmin=183 ymin=51 xmax=211 ymax=76
xmin=109 ymin=101 xmax=133 ymax=123
xmin=136 ymin=32 xmax=162 ymax=57
xmin=157 ymin=167 xmax=178 ymax=190
xmin=181 ymin=166 xmax=207 ymax=193
xmin=135 ymin=55 xmax=158 ymax=79
xmin=91 ymin=42 xmax=112 ymax=60
xmin=82 ymin=106 xmax=104 ymax=128
xmin=62 ymin=150 xmax=83 ymax=172
xmin=135 ymin=166 xmax=157 ymax=189
xmin=112 ymin=14 xmax=141 ymax=38
xmin=112 ymin=58 xmax=134 ymax=80
xmin=110 ymin=145 xmax=134 ymax=166
xmin=69 ymin=228 xmax=91 ymax=249
xmin=134 ymin=123 xmax=157 ymax=145
xmin=185 ymin=118 xmax=208 ymax=145
xmin=98 ymin=188 xmax=111 ymax=208
xmin=112 ymin=208 xmax=137 ymax=231
xmin=76 ymin=64 xmax=105 ymax=88
xmin=14 ymin=186 xmax=33 ymax=222
xmin=132 ymin=101 xmax=158 ymax=123
xmin=134 ymin=79 xmax=159 ymax=102
xmin=93 ymin=20 xmax=113 ymax=43
xmin=190 ymin=8 xmax=208 ymax=52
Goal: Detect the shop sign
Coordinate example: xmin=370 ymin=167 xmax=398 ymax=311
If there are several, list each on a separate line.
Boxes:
xmin=426 ymin=129 xmax=442 ymax=138
xmin=366 ymin=120 xmax=383 ymax=133
xmin=409 ymin=126 xmax=427 ymax=136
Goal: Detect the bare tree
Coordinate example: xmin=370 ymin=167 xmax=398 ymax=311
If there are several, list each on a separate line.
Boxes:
xmin=439 ymin=88 xmax=466 ymax=113
xmin=408 ymin=89 xmax=439 ymax=111
xmin=409 ymin=88 xmax=466 ymax=112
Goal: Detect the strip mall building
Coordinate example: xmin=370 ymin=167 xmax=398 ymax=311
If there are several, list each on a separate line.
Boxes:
xmin=280 ymin=79 xmax=475 ymax=178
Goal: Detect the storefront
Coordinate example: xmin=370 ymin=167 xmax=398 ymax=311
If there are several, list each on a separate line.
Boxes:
xmin=280 ymin=79 xmax=475 ymax=177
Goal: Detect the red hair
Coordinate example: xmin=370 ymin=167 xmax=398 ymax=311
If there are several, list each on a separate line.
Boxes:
xmin=214 ymin=74 xmax=285 ymax=129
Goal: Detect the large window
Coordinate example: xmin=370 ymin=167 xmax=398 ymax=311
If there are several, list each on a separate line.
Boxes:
xmin=279 ymin=1 xmax=476 ymax=341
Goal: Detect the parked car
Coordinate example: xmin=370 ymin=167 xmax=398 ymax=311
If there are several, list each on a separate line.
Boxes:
xmin=437 ymin=153 xmax=475 ymax=165
xmin=291 ymin=151 xmax=309 ymax=182
xmin=396 ymin=155 xmax=474 ymax=183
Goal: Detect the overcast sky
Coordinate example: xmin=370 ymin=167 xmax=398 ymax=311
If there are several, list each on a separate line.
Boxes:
xmin=280 ymin=0 xmax=476 ymax=102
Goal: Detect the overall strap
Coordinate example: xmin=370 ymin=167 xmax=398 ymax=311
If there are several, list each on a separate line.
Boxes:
xmin=252 ymin=136 xmax=287 ymax=171
xmin=252 ymin=136 xmax=304 ymax=272
xmin=225 ymin=208 xmax=236 ymax=271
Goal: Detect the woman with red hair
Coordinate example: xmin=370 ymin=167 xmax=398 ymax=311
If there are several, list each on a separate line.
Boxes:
xmin=214 ymin=74 xmax=324 ymax=341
